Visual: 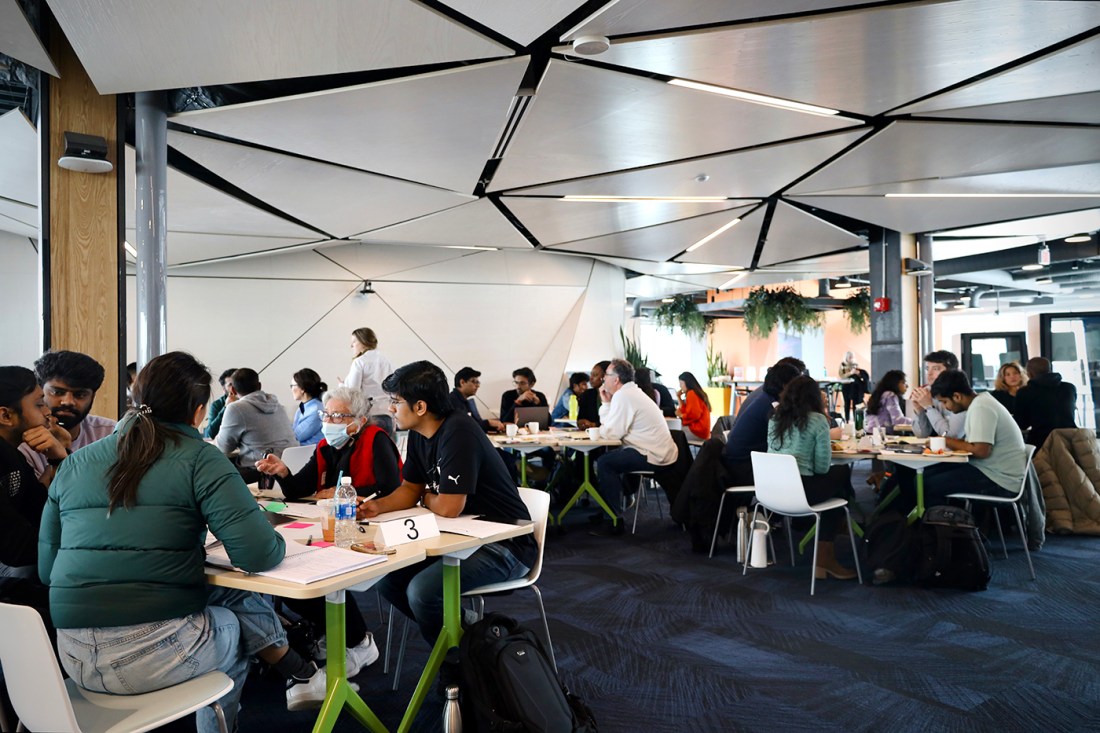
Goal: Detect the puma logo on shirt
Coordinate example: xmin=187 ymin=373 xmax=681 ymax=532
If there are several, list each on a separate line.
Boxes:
xmin=448 ymin=474 xmax=460 ymax=484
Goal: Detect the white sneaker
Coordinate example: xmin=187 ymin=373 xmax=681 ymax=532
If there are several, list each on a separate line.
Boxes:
xmin=286 ymin=665 xmax=359 ymax=711
xmin=345 ymin=633 xmax=379 ymax=678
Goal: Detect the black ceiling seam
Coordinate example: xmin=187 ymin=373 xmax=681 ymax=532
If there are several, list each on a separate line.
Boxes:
xmin=748 ymin=199 xmax=779 ymax=270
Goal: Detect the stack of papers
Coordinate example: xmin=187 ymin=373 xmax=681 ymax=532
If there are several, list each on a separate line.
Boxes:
xmin=205 ymin=540 xmax=386 ymax=584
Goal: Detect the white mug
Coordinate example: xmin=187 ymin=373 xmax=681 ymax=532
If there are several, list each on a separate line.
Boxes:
xmin=527 ymin=421 xmax=540 ymax=435
xmin=586 ymin=427 xmax=600 ymax=440
xmin=505 ymin=423 xmax=519 ymax=438
xmin=929 ymin=436 xmax=946 ymax=453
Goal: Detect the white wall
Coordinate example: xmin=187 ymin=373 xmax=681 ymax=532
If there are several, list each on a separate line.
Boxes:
xmin=126 ymin=245 xmax=625 ymax=419
xmin=0 ymin=230 xmax=42 ymax=367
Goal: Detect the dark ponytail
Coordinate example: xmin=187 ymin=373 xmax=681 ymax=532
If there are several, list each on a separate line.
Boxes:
xmin=107 ymin=352 xmax=212 ymax=512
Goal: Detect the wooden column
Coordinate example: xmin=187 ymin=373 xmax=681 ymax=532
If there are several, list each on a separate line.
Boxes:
xmin=46 ymin=26 xmax=123 ymax=419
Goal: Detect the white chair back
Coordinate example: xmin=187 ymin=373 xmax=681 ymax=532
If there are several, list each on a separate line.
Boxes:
xmin=1013 ymin=444 xmax=1037 ymax=499
xmin=0 ymin=602 xmax=81 ymax=732
xmin=280 ymin=445 xmax=315 ymax=474
xmin=517 ymin=487 xmax=550 ymax=583
xmin=750 ymin=452 xmax=815 ymax=515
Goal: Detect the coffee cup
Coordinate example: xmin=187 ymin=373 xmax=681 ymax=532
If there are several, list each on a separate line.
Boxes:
xmin=929 ymin=436 xmax=946 ymax=454
xmin=527 ymin=421 xmax=540 ymax=435
xmin=586 ymin=427 xmax=600 ymax=440
xmin=318 ymin=499 xmax=336 ymax=543
xmin=505 ymin=423 xmax=519 ymax=438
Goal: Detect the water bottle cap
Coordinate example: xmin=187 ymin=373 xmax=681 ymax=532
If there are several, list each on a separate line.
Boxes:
xmin=445 ymin=685 xmax=460 ymax=699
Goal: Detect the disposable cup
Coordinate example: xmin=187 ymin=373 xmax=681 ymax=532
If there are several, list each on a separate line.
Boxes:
xmin=505 ymin=423 xmax=519 ymax=438
xmin=586 ymin=427 xmax=600 ymax=440
xmin=318 ymin=499 xmax=336 ymax=543
xmin=527 ymin=421 xmax=540 ymax=435
xmin=929 ymin=436 xmax=946 ymax=454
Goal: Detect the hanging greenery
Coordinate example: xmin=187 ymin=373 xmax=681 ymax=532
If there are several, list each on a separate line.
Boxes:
xmin=652 ymin=295 xmax=711 ymax=340
xmin=706 ymin=344 xmax=729 ymax=387
xmin=619 ymin=326 xmax=648 ymax=369
xmin=843 ymin=288 xmax=872 ymax=334
xmin=741 ymin=286 xmax=823 ymax=339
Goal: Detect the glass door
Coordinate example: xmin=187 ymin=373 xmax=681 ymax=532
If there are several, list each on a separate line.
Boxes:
xmin=960 ymin=332 xmax=1027 ymax=392
xmin=1040 ymin=314 xmax=1100 ymax=430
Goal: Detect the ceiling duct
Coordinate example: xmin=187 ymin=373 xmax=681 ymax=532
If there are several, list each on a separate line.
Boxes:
xmin=936 ymin=240 xmax=1100 ymax=278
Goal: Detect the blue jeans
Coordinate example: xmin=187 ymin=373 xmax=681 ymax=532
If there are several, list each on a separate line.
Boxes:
xmin=379 ymin=543 xmax=529 ymax=643
xmin=56 ymin=588 xmax=286 ymax=733
xmin=596 ymin=447 xmax=664 ymax=518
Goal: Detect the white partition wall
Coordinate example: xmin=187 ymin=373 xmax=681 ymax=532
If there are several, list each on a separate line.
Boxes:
xmin=1 ymin=230 xmax=41 ymax=367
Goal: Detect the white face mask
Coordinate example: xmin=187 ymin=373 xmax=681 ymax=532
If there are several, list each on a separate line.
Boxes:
xmin=322 ymin=421 xmax=353 ymax=448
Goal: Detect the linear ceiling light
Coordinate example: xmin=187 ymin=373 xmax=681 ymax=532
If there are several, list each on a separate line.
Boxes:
xmin=684 ymin=217 xmax=741 ymax=253
xmin=440 ymin=245 xmax=499 ymax=251
xmin=560 ymin=195 xmax=730 ymax=203
xmin=1035 ymin=276 xmax=1054 ymax=284
xmin=719 ymin=271 xmax=747 ymax=290
xmin=668 ymin=79 xmax=840 ymax=117
xmin=1020 ymin=264 xmax=1044 ymax=271
xmin=123 ymin=240 xmax=137 ymax=257
xmin=1066 ymin=233 xmax=1093 ymax=243
xmin=884 ymin=193 xmax=1100 ymax=198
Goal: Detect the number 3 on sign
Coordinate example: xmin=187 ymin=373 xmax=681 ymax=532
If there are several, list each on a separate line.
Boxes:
xmin=377 ymin=512 xmax=439 ymax=546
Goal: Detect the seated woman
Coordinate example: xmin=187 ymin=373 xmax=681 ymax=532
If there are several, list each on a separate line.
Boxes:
xmin=290 ymin=368 xmax=326 ymax=445
xmin=990 ymin=361 xmax=1026 ymax=416
xmin=39 ymin=352 xmax=334 ymax=733
xmin=864 ymin=369 xmax=913 ymax=433
xmin=767 ymin=375 xmax=857 ymax=581
xmin=676 ymin=371 xmax=712 ymax=440
xmin=257 ymin=386 xmax=401 ymax=677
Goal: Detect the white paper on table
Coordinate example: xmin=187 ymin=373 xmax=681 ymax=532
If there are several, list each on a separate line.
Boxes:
xmin=205 ymin=541 xmax=385 ymax=584
xmin=435 ymin=516 xmax=522 ymax=539
xmin=278 ymin=502 xmax=326 ymax=518
xmin=364 ymin=506 xmax=432 ymax=523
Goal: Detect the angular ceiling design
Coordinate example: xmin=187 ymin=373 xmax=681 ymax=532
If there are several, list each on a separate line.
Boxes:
xmin=356 ymin=199 xmax=532 ymax=250
xmin=441 ymin=0 xmax=585 ymax=46
xmin=756 ymin=202 xmax=866 ymax=267
xmin=0 ymin=0 xmax=56 ymax=75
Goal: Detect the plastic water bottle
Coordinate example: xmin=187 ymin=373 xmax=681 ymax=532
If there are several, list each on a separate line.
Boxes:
xmin=442 ymin=686 xmax=462 ymax=733
xmin=568 ymin=394 xmax=579 ymax=421
xmin=334 ymin=477 xmax=358 ymax=548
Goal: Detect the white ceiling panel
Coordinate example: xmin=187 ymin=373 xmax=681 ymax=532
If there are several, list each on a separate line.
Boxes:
xmin=175 ymin=58 xmax=527 ymax=193
xmin=675 ymin=207 xmax=765 ymax=267
xmin=790 ymin=196 xmax=1100 ymax=235
xmin=587 ymin=0 xmax=1100 ymax=116
xmin=573 ymin=255 xmax=732 ymax=277
xmin=562 ymin=0 xmax=869 ymax=41
xmin=624 ymin=273 xmax=733 ymax=299
xmin=0 ymin=109 xmax=37 ymax=206
xmin=757 ymin=249 xmax=869 ymax=277
xmin=490 ymin=60 xmax=858 ymax=191
xmin=311 ymin=240 xmax=474 ymax=279
xmin=501 ymin=198 xmax=752 ymax=246
xmin=897 ymin=35 xmax=1100 ymax=117
xmin=166 ymin=247 xmax=360 ymax=279
xmin=941 ymin=209 xmax=1100 ymax=240
xmin=367 ymin=247 xmax=594 ymax=286
xmin=130 ymin=230 xmax=315 ymax=267
xmin=357 ymin=198 xmax=532 ymax=249
xmin=913 ymin=91 xmax=1100 ymax=126
xmin=793 ymin=162 xmax=1100 ymax=197
xmin=789 ymin=121 xmax=1100 ymax=196
xmin=757 ymin=202 xmax=865 ymax=267
xmin=47 ymin=0 xmax=512 ymax=94
xmin=124 ymin=147 xmax=320 ymax=239
xmin=0 ymin=0 xmax=56 ymax=75
xmin=0 ymin=202 xmax=37 ymax=237
xmin=167 ymin=130 xmax=474 ymax=239
xmin=441 ymin=0 xmax=585 ymax=45
xmin=510 ymin=129 xmax=870 ymax=198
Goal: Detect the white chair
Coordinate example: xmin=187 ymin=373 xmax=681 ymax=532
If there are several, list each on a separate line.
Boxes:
xmin=280 ymin=444 xmax=315 ymax=475
xmin=947 ymin=444 xmax=1037 ymax=580
xmin=745 ymin=452 xmax=863 ymax=596
xmin=627 ymin=470 xmax=662 ymax=534
xmin=0 ymin=602 xmax=232 ymax=733
xmin=708 ymin=485 xmax=757 ymax=558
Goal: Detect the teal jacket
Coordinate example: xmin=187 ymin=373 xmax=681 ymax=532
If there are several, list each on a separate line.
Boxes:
xmin=39 ymin=420 xmax=285 ymax=629
xmin=767 ymin=412 xmax=832 ymax=476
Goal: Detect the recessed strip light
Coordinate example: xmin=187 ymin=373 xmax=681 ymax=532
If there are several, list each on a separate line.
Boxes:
xmin=441 ymin=245 xmax=499 ymax=251
xmin=1020 ymin=264 xmax=1044 ymax=271
xmin=668 ymin=78 xmax=840 ymax=117
xmin=719 ymin=271 xmax=747 ymax=290
xmin=123 ymin=241 xmax=137 ymax=257
xmin=685 ymin=217 xmax=741 ymax=253
xmin=560 ymin=195 xmax=730 ymax=203
xmin=884 ymin=193 xmax=1100 ymax=198
xmin=1066 ymin=233 xmax=1092 ymax=243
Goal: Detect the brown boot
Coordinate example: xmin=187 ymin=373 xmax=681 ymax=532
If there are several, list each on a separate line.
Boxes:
xmin=814 ymin=541 xmax=857 ymax=580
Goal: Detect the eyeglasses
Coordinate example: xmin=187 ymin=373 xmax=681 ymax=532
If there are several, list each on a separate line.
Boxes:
xmin=319 ymin=411 xmax=355 ymax=422
xmin=389 ymin=398 xmax=407 ymax=407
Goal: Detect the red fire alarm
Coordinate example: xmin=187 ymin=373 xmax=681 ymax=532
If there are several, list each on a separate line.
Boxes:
xmin=873 ymin=296 xmax=891 ymax=313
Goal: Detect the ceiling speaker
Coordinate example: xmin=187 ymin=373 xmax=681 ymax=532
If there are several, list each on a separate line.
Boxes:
xmin=572 ymin=35 xmax=610 ymax=55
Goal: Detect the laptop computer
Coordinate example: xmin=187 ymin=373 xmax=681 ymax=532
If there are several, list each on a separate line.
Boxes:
xmin=514 ymin=406 xmax=551 ymax=431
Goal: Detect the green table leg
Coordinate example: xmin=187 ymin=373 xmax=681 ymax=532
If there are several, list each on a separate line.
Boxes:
xmin=556 ymin=451 xmax=618 ymax=525
xmin=518 ymin=452 xmax=529 ymax=488
xmin=314 ymin=591 xmax=389 ymax=733
xmin=906 ymin=468 xmax=926 ymax=524
xmin=397 ymin=557 xmax=463 ymax=733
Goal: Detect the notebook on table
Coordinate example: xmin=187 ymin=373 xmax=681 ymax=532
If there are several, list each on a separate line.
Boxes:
xmin=204 ymin=539 xmax=386 ymax=584
xmin=514 ymin=406 xmax=550 ymax=430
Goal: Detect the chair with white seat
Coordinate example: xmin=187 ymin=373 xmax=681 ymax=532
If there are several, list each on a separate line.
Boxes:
xmin=708 ymin=485 xmax=756 ymax=558
xmin=0 ymin=602 xmax=232 ymax=733
xmin=947 ymin=444 xmax=1037 ymax=580
xmin=745 ymin=452 xmax=862 ymax=595
xmin=627 ymin=470 xmax=662 ymax=534
xmin=279 ymin=444 xmax=315 ymax=475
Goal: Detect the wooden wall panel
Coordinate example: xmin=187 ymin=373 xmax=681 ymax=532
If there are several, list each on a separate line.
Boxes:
xmin=47 ymin=28 xmax=121 ymax=419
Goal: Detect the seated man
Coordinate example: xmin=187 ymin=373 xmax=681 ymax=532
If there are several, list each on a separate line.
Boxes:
xmin=20 ymin=350 xmax=116 ymax=478
xmin=577 ymin=360 xmax=610 ymax=430
xmin=1014 ymin=357 xmax=1077 ymax=449
xmin=908 ymin=350 xmax=966 ymax=439
xmin=551 ymin=371 xmax=589 ymax=421
xmin=215 ymin=368 xmax=297 ymax=482
xmin=362 ymin=361 xmax=536 ymax=644
xmin=729 ymin=356 xmax=806 ymax=430
xmin=499 ymin=366 xmax=548 ymax=424
xmin=204 ymin=367 xmax=237 ymax=439
xmin=448 ymin=366 xmax=503 ymax=433
xmin=721 ymin=361 xmax=802 ymax=486
xmin=592 ymin=359 xmax=678 ymax=536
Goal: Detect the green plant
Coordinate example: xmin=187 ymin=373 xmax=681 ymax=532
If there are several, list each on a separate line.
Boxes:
xmin=653 ymin=295 xmax=710 ymax=340
xmin=842 ymin=288 xmax=871 ymax=334
xmin=706 ymin=344 xmax=729 ymax=386
xmin=619 ymin=326 xmax=648 ymax=369
xmin=741 ymin=286 xmax=822 ymax=339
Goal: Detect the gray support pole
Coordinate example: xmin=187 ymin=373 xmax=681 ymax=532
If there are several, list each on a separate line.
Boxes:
xmin=134 ymin=91 xmax=168 ymax=367
xmin=869 ymin=229 xmax=905 ymax=380
xmin=917 ymin=233 xmax=936 ymax=361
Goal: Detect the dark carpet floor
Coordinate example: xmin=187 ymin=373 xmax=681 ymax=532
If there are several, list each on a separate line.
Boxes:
xmin=236 ymin=465 xmax=1100 ymax=732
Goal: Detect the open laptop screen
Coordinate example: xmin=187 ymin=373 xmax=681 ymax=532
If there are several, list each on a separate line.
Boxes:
xmin=513 ymin=406 xmax=550 ymax=430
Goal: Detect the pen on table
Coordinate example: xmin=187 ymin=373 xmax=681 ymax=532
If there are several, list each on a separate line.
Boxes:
xmin=306 ymin=534 xmax=313 ymax=546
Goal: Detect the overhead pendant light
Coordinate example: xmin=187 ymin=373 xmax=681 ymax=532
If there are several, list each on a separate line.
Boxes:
xmin=1066 ymin=233 xmax=1092 ymax=243
xmin=1020 ymin=263 xmax=1044 ymax=271
xmin=1037 ymin=241 xmax=1051 ymax=266
xmin=833 ymin=276 xmax=852 ymax=289
xmin=953 ymin=301 xmax=969 ymax=309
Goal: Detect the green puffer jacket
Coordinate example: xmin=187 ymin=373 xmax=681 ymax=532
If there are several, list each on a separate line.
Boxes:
xmin=39 ymin=420 xmax=285 ymax=629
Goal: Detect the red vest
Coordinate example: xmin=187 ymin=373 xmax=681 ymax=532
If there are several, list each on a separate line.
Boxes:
xmin=313 ymin=424 xmax=400 ymax=492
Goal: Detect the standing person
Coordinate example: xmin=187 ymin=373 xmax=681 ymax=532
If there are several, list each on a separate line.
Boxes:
xmin=360 ymin=361 xmax=535 ymax=644
xmin=344 ymin=327 xmax=394 ymax=436
xmin=577 ymin=360 xmax=610 ymax=430
xmin=290 ymin=368 xmax=327 ymax=446
xmin=1014 ymin=357 xmax=1077 ymax=449
xmin=448 ymin=366 xmax=504 ymax=433
xmin=551 ymin=372 xmax=589 ymax=421
xmin=19 ymin=350 xmax=117 ymax=478
xmin=990 ymin=362 xmax=1027 ymax=416
xmin=907 ymin=350 xmax=966 ymax=439
xmin=864 ymin=370 xmax=912 ymax=433
xmin=767 ymin=375 xmax=857 ymax=580
xmin=676 ymin=371 xmax=712 ymax=440
xmin=499 ymin=367 xmax=549 ymax=424
xmin=215 ymin=368 xmax=298 ymax=482
xmin=38 ymin=352 xmax=339 ymax=730
xmin=204 ymin=367 xmax=236 ymax=439
xmin=839 ymin=351 xmax=869 ymax=421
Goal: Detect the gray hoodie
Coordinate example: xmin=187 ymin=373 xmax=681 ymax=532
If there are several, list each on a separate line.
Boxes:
xmin=215 ymin=391 xmax=298 ymax=467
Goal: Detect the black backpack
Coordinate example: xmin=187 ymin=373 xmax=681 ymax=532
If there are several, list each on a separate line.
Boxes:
xmin=459 ymin=612 xmax=597 ymax=733
xmin=864 ymin=509 xmax=915 ymax=584
xmin=913 ymin=505 xmax=991 ymax=591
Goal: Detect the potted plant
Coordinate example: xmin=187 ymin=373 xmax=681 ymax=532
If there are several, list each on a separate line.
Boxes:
xmin=619 ymin=326 xmax=648 ymax=370
xmin=704 ymin=344 xmax=732 ymax=415
xmin=842 ymin=288 xmax=871 ymax=334
xmin=741 ymin=286 xmax=822 ymax=339
xmin=653 ymin=295 xmax=710 ymax=340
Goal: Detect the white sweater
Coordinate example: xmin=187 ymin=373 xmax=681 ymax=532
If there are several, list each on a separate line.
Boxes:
xmin=345 ymin=350 xmax=393 ymax=417
xmin=598 ymin=382 xmax=678 ymax=466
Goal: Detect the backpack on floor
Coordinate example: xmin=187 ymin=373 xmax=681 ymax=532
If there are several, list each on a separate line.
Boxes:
xmin=914 ymin=505 xmax=991 ymax=591
xmin=864 ymin=509 xmax=915 ymax=584
xmin=459 ymin=612 xmax=597 ymax=733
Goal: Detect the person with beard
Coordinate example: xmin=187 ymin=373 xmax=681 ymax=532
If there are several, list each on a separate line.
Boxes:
xmin=19 ymin=350 xmax=116 ymax=479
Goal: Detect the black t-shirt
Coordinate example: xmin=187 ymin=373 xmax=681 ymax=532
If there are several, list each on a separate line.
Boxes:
xmin=0 ymin=439 xmax=46 ymax=567
xmin=499 ymin=389 xmax=549 ymax=424
xmin=404 ymin=413 xmax=537 ymax=568
xmin=577 ymin=388 xmax=601 ymax=426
